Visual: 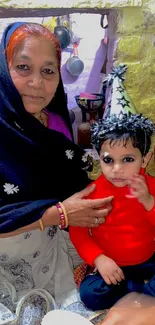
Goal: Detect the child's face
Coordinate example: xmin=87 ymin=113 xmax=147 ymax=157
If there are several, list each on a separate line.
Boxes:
xmin=99 ymin=139 xmax=151 ymax=187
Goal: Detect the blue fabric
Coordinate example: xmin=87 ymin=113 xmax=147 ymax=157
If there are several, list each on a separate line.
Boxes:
xmin=80 ymin=253 xmax=155 ymax=310
xmin=5 ymin=22 xmax=25 ymax=47
xmin=0 ymin=22 xmax=91 ymax=233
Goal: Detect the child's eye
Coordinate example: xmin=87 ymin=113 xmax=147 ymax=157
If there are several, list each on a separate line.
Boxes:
xmin=103 ymin=157 xmax=113 ymax=164
xmin=123 ymin=157 xmax=134 ymax=162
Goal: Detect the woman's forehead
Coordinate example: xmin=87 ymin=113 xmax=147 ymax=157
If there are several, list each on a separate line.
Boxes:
xmin=13 ymin=36 xmax=57 ymax=63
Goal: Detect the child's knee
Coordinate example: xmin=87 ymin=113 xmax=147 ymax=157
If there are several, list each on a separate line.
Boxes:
xmin=80 ymin=275 xmax=107 ymax=310
xmin=80 ymin=275 xmax=125 ymax=310
xmin=80 ymin=282 xmax=98 ymax=310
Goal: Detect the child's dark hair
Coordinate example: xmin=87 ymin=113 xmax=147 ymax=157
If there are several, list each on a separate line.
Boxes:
xmin=91 ymin=113 xmax=155 ymax=156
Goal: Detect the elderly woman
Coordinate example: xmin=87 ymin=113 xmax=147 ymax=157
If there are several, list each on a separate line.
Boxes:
xmin=0 ymin=22 xmax=113 ymax=323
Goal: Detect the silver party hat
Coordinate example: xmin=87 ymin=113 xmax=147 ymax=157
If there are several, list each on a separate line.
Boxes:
xmin=103 ymin=63 xmax=136 ymax=119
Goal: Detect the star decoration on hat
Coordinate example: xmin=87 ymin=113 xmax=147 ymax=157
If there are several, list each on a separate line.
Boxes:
xmin=117 ymin=96 xmax=131 ymax=109
xmin=116 ymin=86 xmax=124 ymax=93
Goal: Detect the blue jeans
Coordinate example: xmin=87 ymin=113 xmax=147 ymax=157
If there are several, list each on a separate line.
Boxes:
xmin=80 ymin=253 xmax=155 ymax=310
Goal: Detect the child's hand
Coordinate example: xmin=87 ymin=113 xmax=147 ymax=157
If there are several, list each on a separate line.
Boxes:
xmin=127 ymin=174 xmax=154 ymax=211
xmin=94 ymin=254 xmax=125 ymax=285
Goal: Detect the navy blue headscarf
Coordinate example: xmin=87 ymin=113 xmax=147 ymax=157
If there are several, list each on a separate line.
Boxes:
xmin=0 ymin=22 xmax=91 ymax=233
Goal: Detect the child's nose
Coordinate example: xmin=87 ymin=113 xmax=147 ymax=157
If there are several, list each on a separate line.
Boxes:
xmin=113 ymin=163 xmax=123 ymax=173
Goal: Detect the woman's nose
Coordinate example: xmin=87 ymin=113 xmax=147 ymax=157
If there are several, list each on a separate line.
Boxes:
xmin=28 ymin=74 xmax=44 ymax=88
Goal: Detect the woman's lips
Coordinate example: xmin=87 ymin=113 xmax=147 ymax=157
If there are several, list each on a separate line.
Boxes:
xmin=23 ymin=95 xmax=44 ymax=101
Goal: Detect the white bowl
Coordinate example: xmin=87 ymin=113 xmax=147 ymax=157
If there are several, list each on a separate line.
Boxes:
xmin=41 ymin=310 xmax=92 ymax=325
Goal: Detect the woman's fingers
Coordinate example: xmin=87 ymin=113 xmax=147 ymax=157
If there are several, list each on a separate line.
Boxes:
xmin=88 ymin=218 xmax=105 ymax=228
xmin=64 ymin=188 xmax=113 ymax=227
xmin=81 ymin=216 xmax=104 ymax=228
xmin=95 ymin=205 xmax=113 ymax=216
xmin=81 ymin=205 xmax=113 ymax=227
xmin=88 ymin=196 xmax=114 ymax=209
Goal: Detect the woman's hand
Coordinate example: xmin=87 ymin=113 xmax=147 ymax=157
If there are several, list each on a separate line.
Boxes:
xmin=63 ymin=184 xmax=113 ymax=227
xmin=101 ymin=293 xmax=155 ymax=325
xmin=94 ymin=254 xmax=125 ymax=285
xmin=0 ymin=184 xmax=113 ymax=237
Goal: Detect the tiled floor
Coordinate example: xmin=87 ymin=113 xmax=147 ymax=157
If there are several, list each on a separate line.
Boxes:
xmin=91 ymin=310 xmax=108 ymax=324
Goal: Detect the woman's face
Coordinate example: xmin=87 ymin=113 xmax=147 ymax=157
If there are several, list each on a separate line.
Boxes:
xmin=9 ymin=36 xmax=60 ymax=114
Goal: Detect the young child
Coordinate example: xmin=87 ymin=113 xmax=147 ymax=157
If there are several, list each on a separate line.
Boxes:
xmin=69 ymin=113 xmax=155 ymax=311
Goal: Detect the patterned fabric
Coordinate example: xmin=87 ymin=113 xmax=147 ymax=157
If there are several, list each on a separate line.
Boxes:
xmin=0 ymin=226 xmax=107 ymax=324
xmin=0 ymin=228 xmax=80 ymax=324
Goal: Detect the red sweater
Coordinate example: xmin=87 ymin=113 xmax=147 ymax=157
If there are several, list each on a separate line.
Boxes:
xmin=69 ymin=170 xmax=155 ymax=267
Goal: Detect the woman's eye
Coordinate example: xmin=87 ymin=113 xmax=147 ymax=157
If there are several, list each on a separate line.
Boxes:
xmin=17 ymin=65 xmax=29 ymax=70
xmin=103 ymin=157 xmax=113 ymax=164
xmin=42 ymin=68 xmax=54 ymax=75
xmin=124 ymin=157 xmax=134 ymax=162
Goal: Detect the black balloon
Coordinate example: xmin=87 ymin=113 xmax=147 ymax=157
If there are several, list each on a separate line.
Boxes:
xmin=54 ymin=26 xmax=71 ymax=49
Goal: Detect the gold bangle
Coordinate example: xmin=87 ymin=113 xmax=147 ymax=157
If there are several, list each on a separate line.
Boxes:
xmin=39 ymin=218 xmax=44 ymax=231
xmin=58 ymin=202 xmax=68 ymax=228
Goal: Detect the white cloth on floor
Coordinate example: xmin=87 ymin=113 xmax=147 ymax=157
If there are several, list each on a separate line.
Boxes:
xmin=0 ymin=227 xmax=82 ymax=324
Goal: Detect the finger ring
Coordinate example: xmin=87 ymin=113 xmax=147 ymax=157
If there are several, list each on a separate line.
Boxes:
xmin=94 ymin=217 xmax=99 ymax=224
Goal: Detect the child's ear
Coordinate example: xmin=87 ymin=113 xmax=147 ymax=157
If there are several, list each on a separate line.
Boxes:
xmin=142 ymin=151 xmax=153 ymax=168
